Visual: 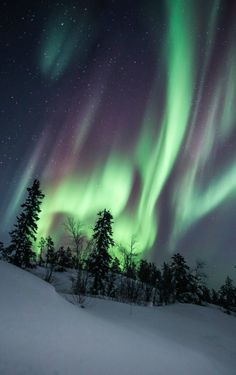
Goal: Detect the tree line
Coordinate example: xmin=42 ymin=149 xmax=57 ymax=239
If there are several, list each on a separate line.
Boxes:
xmin=0 ymin=179 xmax=236 ymax=313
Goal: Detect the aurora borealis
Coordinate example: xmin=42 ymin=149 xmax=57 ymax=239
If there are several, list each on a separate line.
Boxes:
xmin=1 ymin=0 xmax=236 ymax=285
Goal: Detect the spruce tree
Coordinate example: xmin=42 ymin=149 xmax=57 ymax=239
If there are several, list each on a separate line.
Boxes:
xmin=110 ymin=256 xmax=120 ymax=274
xmin=57 ymin=246 xmax=73 ymax=271
xmin=8 ymin=179 xmax=44 ymax=268
xmin=149 ymin=263 xmax=161 ymax=288
xmin=44 ymin=236 xmax=57 ymax=282
xmin=171 ymin=253 xmax=191 ymax=302
xmin=150 ymin=264 xmax=162 ymax=305
xmin=107 ymin=257 xmax=120 ymax=298
xmin=38 ymin=236 xmax=46 ymax=266
xmin=161 ymin=262 xmax=174 ymax=304
xmin=211 ymin=289 xmax=219 ymax=305
xmin=202 ymin=285 xmax=211 ymax=303
xmin=137 ymin=260 xmax=156 ymax=304
xmin=189 ymin=260 xmax=207 ymax=304
xmin=219 ymin=276 xmax=236 ymax=310
xmin=0 ymin=242 xmax=4 ymax=260
xmin=138 ymin=260 xmax=150 ymax=284
xmin=88 ymin=209 xmax=114 ymax=294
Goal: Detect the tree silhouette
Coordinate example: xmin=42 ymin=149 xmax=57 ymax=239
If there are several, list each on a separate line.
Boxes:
xmin=8 ymin=179 xmax=44 ymax=268
xmin=44 ymin=236 xmax=57 ymax=282
xmin=161 ymin=262 xmax=174 ymax=304
xmin=88 ymin=209 xmax=114 ymax=294
xmin=171 ymin=253 xmax=191 ymax=301
xmin=219 ymin=276 xmax=236 ymax=310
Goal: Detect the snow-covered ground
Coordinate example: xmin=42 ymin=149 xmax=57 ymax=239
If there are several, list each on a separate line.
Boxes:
xmin=0 ymin=261 xmax=235 ymax=375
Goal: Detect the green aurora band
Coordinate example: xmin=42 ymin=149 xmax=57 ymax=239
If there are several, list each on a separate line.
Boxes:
xmin=135 ymin=0 xmax=195 ymax=250
xmin=4 ymin=1 xmax=236 ymax=261
xmin=171 ymin=44 xmax=236 ymax=247
xmin=36 ymin=0 xmax=196 ymax=255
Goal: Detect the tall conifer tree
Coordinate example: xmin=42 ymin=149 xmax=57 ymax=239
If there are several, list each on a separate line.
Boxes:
xmin=170 ymin=253 xmax=191 ymax=301
xmin=219 ymin=276 xmax=236 ymax=309
xmin=8 ymin=179 xmax=44 ymax=268
xmin=88 ymin=209 xmax=114 ymax=294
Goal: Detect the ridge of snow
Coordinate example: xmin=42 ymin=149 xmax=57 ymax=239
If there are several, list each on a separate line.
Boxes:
xmin=0 ymin=261 xmax=235 ymax=375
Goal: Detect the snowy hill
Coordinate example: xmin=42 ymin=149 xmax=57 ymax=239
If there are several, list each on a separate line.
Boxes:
xmin=0 ymin=261 xmax=235 ymax=375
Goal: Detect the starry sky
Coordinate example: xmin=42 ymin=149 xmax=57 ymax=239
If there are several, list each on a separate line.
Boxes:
xmin=0 ymin=0 xmax=236 ymax=286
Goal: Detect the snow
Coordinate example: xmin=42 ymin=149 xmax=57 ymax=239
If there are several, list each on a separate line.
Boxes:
xmin=0 ymin=261 xmax=236 ymax=375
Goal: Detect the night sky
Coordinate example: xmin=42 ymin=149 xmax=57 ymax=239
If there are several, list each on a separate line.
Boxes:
xmin=1 ymin=0 xmax=236 ymax=286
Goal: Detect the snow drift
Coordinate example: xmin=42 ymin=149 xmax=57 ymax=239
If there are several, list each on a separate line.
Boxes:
xmin=0 ymin=261 xmax=235 ymax=375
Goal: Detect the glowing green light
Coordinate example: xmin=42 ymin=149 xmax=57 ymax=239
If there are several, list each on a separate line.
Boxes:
xmin=170 ymin=42 xmax=236 ymax=248
xmin=135 ymin=0 xmax=195 ymax=250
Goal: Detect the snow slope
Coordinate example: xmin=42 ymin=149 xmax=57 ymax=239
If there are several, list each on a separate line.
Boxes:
xmin=0 ymin=261 xmax=235 ymax=375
